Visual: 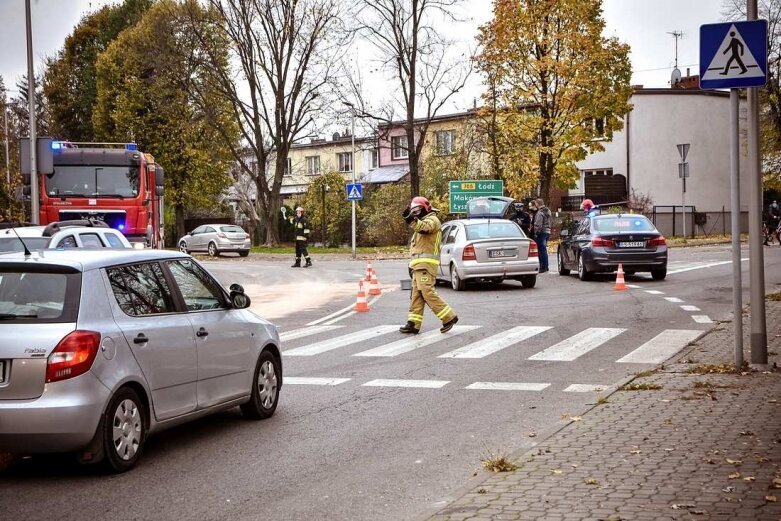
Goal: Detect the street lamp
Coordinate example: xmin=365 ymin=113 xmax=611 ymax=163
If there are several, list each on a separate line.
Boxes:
xmin=343 ymin=101 xmax=356 ymax=258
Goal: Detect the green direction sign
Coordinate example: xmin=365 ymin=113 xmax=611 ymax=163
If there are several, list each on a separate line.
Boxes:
xmin=448 ymin=179 xmax=504 ymax=213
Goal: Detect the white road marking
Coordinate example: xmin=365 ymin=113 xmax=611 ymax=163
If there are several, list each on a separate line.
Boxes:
xmin=284 ymin=377 xmax=351 ymax=386
xmin=645 ymin=290 xmax=665 ymax=295
xmin=307 ymin=302 xmax=357 ymax=326
xmin=680 ymin=305 xmax=701 ymax=312
xmin=627 ymin=284 xmax=642 ymax=289
xmin=528 ymin=328 xmax=626 ymax=361
xmin=279 ymin=325 xmax=343 ymax=342
xmin=563 ymin=384 xmax=608 ymax=393
xmin=664 ymin=297 xmax=684 ymax=303
xmin=692 ymin=315 xmax=714 ymax=324
xmin=322 ymin=293 xmax=388 ymax=325
xmin=438 ymin=326 xmax=551 ymax=359
xmin=284 ymin=325 xmax=398 ymax=356
xmin=363 ymin=379 xmax=449 ymax=389
xmin=354 ymin=325 xmax=479 ymax=357
xmin=465 ymin=382 xmax=550 ymax=391
xmin=667 ymin=258 xmax=748 ymax=275
xmin=616 ymin=329 xmax=702 ymax=364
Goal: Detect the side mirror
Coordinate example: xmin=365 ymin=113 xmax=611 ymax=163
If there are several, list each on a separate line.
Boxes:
xmin=230 ymin=291 xmax=250 ymax=309
xmin=560 ymin=229 xmax=570 ymax=238
xmin=229 ymin=283 xmax=245 ymax=294
xmin=155 ymin=186 xmax=164 ymax=197
xmin=155 ymin=166 xmax=164 ymax=187
xmin=188 ymin=230 xmax=195 ymax=236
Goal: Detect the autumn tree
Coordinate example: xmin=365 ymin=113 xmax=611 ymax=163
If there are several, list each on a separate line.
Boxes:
xmin=93 ymin=0 xmax=238 ymax=239
xmin=0 ymin=77 xmax=24 ymax=222
xmin=44 ymin=0 xmax=152 ymax=141
xmin=477 ymin=0 xmax=632 ymax=203
xmin=351 ymin=0 xmax=472 ymax=201
xmin=11 ymin=73 xmax=50 ymax=138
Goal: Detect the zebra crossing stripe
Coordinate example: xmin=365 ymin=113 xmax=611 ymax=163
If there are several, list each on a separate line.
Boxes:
xmin=528 ymin=328 xmax=626 ymax=361
xmin=354 ymin=326 xmax=478 ymax=357
xmin=465 ymin=382 xmax=549 ymax=391
xmin=692 ymin=315 xmax=713 ymax=324
xmin=616 ymin=329 xmax=702 ymax=364
xmin=363 ymin=379 xmax=449 ymax=389
xmin=645 ymin=290 xmax=665 ymax=295
xmin=284 ymin=377 xmax=351 ymax=386
xmin=438 ymin=326 xmax=551 ymax=359
xmin=563 ymin=384 xmax=608 ymax=393
xmin=680 ymin=305 xmax=701 ymax=312
xmin=279 ymin=325 xmax=343 ymax=342
xmin=284 ymin=325 xmax=398 ymax=356
xmin=664 ymin=297 xmax=684 ymax=303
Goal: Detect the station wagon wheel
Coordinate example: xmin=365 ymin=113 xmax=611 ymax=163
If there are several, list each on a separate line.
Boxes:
xmin=241 ymin=350 xmax=280 ymax=420
xmin=577 ymin=254 xmax=592 ymax=281
xmin=179 ymin=241 xmax=189 ymax=254
xmin=102 ymin=387 xmax=146 ymax=473
xmin=207 ymin=242 xmax=218 ymax=257
xmin=450 ymin=264 xmax=466 ymax=291
xmin=557 ymin=249 xmax=570 ymax=276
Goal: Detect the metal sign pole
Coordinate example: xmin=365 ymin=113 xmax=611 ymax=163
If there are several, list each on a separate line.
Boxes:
xmin=350 ymin=111 xmax=356 ymax=259
xmin=25 ymin=0 xmax=38 ymax=224
xmin=730 ymin=88 xmax=744 ymax=368
xmin=682 ymin=179 xmax=686 ymax=238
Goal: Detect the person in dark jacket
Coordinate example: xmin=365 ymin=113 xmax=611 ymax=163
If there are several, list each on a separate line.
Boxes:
xmin=290 ymin=206 xmax=312 ymax=268
xmin=533 ymin=198 xmax=552 ymax=273
xmin=511 ymin=202 xmax=532 ymax=237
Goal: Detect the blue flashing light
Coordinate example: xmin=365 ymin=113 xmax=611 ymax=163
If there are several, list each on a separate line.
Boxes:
xmin=52 ymin=141 xmax=62 ymax=150
xmin=125 ymin=143 xmax=138 ymax=151
xmin=118 ymin=224 xmax=125 ymax=231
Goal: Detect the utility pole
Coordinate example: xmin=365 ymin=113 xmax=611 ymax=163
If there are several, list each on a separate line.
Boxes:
xmin=25 ymin=0 xmax=39 ymax=224
xmin=3 ymin=106 xmax=9 ymax=188
xmin=344 ymin=101 xmax=357 ymax=258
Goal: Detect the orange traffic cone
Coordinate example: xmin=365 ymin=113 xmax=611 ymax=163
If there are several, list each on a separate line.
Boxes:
xmin=368 ymin=268 xmax=382 ymax=296
xmin=365 ymin=261 xmax=374 ymax=282
xmin=354 ymin=280 xmax=371 ymax=312
xmin=614 ymin=264 xmax=627 ymax=291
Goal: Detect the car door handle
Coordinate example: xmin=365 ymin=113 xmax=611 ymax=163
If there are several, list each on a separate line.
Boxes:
xmin=196 ymin=327 xmax=209 ymax=338
xmin=133 ymin=333 xmax=148 ymax=344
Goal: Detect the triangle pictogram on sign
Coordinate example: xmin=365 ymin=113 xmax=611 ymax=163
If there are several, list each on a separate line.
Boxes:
xmin=701 ymin=24 xmax=764 ymax=81
xmin=348 ymin=186 xmax=361 ymax=198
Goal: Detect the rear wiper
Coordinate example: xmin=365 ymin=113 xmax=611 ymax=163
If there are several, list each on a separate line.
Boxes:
xmin=0 ymin=313 xmax=38 ymax=320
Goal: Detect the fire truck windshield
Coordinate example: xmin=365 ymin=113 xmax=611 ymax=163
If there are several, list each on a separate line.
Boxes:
xmin=45 ymin=165 xmax=140 ymax=198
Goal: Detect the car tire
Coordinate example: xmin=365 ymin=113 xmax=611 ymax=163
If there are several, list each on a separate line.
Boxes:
xmin=558 ymin=249 xmax=570 ymax=276
xmin=450 ymin=264 xmax=466 ymax=291
xmin=102 ymin=387 xmax=146 ymax=473
xmin=520 ymin=274 xmax=537 ymax=289
xmin=241 ymin=350 xmax=280 ymax=420
xmin=577 ymin=254 xmax=592 ymax=281
xmin=179 ymin=241 xmax=189 ymax=254
xmin=239 ymin=250 xmax=250 ymax=257
xmin=207 ymin=242 xmax=219 ymax=257
xmin=651 ymin=268 xmax=667 ymax=281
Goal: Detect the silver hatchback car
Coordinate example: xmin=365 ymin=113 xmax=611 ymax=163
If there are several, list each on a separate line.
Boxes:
xmin=0 ymin=249 xmax=281 ymax=472
xmin=178 ymin=224 xmax=251 ymax=257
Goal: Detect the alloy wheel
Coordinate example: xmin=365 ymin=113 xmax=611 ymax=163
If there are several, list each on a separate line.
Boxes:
xmin=112 ymin=398 xmax=142 ymax=461
xmin=258 ymin=360 xmax=278 ymax=409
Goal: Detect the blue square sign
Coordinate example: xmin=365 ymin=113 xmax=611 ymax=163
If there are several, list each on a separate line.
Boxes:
xmin=700 ymin=20 xmax=767 ymax=89
xmin=346 ymin=183 xmax=363 ymax=201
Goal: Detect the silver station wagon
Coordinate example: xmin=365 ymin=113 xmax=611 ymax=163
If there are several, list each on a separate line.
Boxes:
xmin=0 ymin=249 xmax=281 ymax=472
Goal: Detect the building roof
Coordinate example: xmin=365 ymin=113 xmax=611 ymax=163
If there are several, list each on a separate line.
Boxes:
xmin=361 ymin=164 xmax=409 ymax=184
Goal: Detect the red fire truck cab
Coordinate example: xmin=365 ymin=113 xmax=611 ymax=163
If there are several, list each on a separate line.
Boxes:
xmin=28 ymin=141 xmax=165 ymax=248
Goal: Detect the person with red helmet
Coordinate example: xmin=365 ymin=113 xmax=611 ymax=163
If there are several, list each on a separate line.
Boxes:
xmin=580 ymin=198 xmax=596 ymax=216
xmin=400 ymin=196 xmax=458 ymax=334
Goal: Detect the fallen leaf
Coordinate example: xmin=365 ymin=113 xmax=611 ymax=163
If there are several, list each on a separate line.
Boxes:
xmin=629 ymin=449 xmax=642 ymax=455
xmin=743 ymin=476 xmax=756 ymax=482
xmin=551 ymin=469 xmax=562 ymax=475
xmin=722 ymin=486 xmax=735 ymax=492
xmin=690 ymin=510 xmax=706 ymax=515
xmin=739 ymin=431 xmax=755 ymax=436
xmin=726 ymin=459 xmax=743 ymax=466
xmin=772 ymin=478 xmax=781 ymax=489
xmin=477 ymin=488 xmax=486 ymax=494
xmin=584 ymin=478 xmax=598 ymax=485
xmin=570 ymin=416 xmax=582 ymax=422
xmin=766 ymin=495 xmax=778 ymax=502
xmin=671 ymin=503 xmax=695 ymax=510
xmin=571 ymin=464 xmax=578 ymax=468
xmin=757 ymin=456 xmax=772 ymax=463
xmin=729 ymin=472 xmax=741 ymax=479
xmin=528 ymin=432 xmax=537 ymax=438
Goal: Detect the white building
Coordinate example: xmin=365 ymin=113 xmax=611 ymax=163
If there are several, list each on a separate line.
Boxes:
xmin=571 ymin=87 xmax=749 ymax=236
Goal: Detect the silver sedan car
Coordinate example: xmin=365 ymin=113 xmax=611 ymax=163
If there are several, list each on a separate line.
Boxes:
xmin=178 ymin=224 xmax=251 ymax=257
xmin=436 ymin=218 xmax=539 ymax=290
xmin=0 ymin=249 xmax=281 ymax=472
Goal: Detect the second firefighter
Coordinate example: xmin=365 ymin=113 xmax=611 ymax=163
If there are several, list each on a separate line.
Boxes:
xmin=290 ymin=206 xmax=312 ymax=268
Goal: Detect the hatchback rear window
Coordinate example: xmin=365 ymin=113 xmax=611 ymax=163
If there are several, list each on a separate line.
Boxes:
xmin=465 ymin=222 xmax=523 ymax=240
xmin=593 ymin=217 xmax=656 ymax=232
xmin=0 ymin=267 xmax=80 ymax=323
xmin=220 ymin=226 xmax=245 ymax=234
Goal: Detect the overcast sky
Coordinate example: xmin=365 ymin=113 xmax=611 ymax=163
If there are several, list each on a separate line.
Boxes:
xmin=0 ymin=0 xmax=726 ymax=107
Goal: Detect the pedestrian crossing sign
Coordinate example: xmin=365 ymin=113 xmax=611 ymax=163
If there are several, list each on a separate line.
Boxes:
xmin=700 ymin=20 xmax=767 ymax=89
xmin=346 ymin=183 xmax=363 ymax=201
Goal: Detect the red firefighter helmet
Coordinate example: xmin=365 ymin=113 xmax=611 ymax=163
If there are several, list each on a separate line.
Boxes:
xmin=410 ymin=196 xmax=432 ymax=213
xmin=580 ymin=198 xmax=594 ymax=211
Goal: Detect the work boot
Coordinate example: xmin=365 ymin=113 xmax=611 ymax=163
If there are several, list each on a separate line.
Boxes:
xmin=440 ymin=316 xmax=459 ymax=334
xmin=291 ymin=259 xmax=301 ymax=268
xmin=399 ymin=321 xmax=420 ymax=334
xmin=304 ymin=258 xmax=312 ymax=268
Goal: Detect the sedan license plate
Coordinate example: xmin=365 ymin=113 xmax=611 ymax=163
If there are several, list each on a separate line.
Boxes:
xmin=0 ymin=360 xmax=4 ymax=383
xmin=618 ymin=241 xmax=645 ymax=248
xmin=489 ymin=249 xmax=515 ymax=259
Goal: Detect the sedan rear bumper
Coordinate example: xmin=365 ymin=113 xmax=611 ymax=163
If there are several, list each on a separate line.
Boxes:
xmin=585 ymin=248 xmax=667 ymax=272
xmin=0 ymin=372 xmax=109 ymax=453
xmin=458 ymin=260 xmax=539 ymax=280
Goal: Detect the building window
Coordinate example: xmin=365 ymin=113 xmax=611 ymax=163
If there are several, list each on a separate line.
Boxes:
xmin=370 ymin=149 xmax=378 ymax=169
xmin=284 ymin=158 xmax=293 ymax=176
xmin=391 ymin=135 xmax=408 ymax=159
xmin=306 ymin=155 xmax=321 ymax=176
xmin=585 ymin=117 xmax=608 ymax=138
xmin=337 ymin=152 xmax=353 ymax=173
xmin=435 ymin=130 xmax=456 ymax=155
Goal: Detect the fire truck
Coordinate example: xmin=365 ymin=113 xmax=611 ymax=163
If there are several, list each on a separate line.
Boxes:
xmin=21 ymin=139 xmax=165 ymax=248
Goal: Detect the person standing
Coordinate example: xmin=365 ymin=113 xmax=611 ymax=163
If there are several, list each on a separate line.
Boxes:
xmin=533 ymin=198 xmax=551 ymax=273
xmin=511 ymin=202 xmax=532 ymax=237
xmin=527 ymin=200 xmax=538 ymax=241
xmin=290 ymin=206 xmax=312 ymax=268
xmin=399 ymin=196 xmax=458 ymax=335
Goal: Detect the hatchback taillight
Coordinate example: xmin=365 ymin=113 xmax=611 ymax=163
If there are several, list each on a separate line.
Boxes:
xmin=462 ymin=244 xmax=476 ymax=261
xmin=591 ymin=236 xmax=615 ymax=248
xmin=46 ymin=331 xmax=101 ymax=383
xmin=528 ymin=241 xmax=538 ymax=257
xmin=217 ymin=232 xmax=228 ymax=239
xmin=648 ymin=236 xmax=667 ymax=247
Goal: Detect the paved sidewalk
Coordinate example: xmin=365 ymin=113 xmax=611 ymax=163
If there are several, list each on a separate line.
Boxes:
xmin=427 ymin=301 xmax=781 ymax=521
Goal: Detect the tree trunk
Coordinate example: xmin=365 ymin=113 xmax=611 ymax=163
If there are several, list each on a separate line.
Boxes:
xmin=175 ymin=204 xmax=186 ymax=242
xmin=264 ymin=205 xmax=279 ymax=246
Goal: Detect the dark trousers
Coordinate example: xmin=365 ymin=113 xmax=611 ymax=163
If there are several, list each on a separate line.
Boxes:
xmin=295 ymin=240 xmax=309 ymax=260
xmin=535 ymin=232 xmax=550 ymax=271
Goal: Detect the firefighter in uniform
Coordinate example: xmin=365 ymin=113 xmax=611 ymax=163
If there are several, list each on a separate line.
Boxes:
xmin=400 ymin=196 xmax=458 ymax=334
xmin=290 ymin=206 xmax=312 ymax=268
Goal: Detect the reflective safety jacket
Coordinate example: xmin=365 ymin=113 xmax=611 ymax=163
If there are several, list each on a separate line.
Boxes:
xmin=292 ymin=216 xmax=310 ymax=242
xmin=408 ymin=213 xmax=442 ymax=268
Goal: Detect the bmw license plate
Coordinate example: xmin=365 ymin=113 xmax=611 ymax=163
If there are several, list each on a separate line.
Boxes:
xmin=489 ymin=249 xmax=515 ymax=258
xmin=0 ymin=360 xmax=5 ymax=383
xmin=619 ymin=241 xmax=645 ymax=248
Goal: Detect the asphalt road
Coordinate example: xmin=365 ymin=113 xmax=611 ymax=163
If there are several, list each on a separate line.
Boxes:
xmin=2 ymin=244 xmax=780 ymax=521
